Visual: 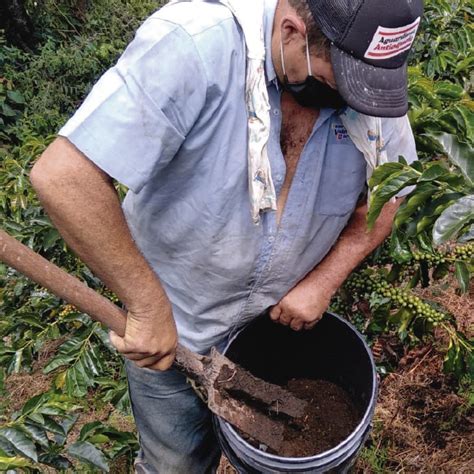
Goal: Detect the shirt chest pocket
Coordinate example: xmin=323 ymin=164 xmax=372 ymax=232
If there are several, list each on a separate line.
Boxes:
xmin=316 ymin=145 xmax=367 ymax=216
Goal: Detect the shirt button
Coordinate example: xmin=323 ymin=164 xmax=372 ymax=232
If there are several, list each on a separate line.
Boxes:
xmin=273 ymin=109 xmax=280 ymax=115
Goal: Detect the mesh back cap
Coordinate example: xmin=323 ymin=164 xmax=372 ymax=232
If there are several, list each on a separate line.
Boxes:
xmin=307 ymin=0 xmax=424 ymax=117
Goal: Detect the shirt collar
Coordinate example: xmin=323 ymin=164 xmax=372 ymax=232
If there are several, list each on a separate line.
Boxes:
xmin=263 ymin=0 xmax=278 ymax=85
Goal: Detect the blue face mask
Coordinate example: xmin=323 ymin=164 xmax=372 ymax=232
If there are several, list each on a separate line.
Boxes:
xmin=280 ymin=34 xmax=346 ymax=110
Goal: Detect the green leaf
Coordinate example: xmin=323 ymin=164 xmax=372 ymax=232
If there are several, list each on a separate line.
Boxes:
xmin=0 ymin=427 xmax=38 ymax=461
xmin=395 ymin=182 xmax=438 ymax=228
xmin=1 ymin=103 xmax=17 ymax=117
xmin=451 ymin=105 xmax=474 ymax=143
xmin=454 ymin=55 xmax=474 ymax=74
xmin=387 ymin=264 xmax=401 ymax=283
xmin=68 ymin=441 xmax=109 ymax=472
xmin=368 ymin=169 xmax=419 ymax=229
xmin=459 ymin=224 xmax=474 ymax=243
xmin=43 ymin=354 xmax=75 ymax=374
xmin=27 ymin=413 xmax=44 ymax=425
xmin=398 ymin=308 xmax=414 ymax=341
xmin=466 ymin=347 xmax=474 ymax=381
xmin=23 ymin=423 xmax=49 ymax=448
xmin=398 ymin=155 xmax=408 ymax=165
xmin=41 ymin=228 xmax=60 ymax=250
xmin=443 ymin=339 xmax=464 ymax=379
xmin=38 ymin=453 xmax=72 ymax=470
xmin=433 ymin=195 xmax=474 ymax=245
xmin=79 ymin=421 xmax=103 ymax=441
xmin=65 ymin=360 xmax=90 ymax=398
xmin=411 ymin=160 xmax=424 ymax=173
xmin=389 ymin=232 xmax=412 ymax=263
xmin=88 ymin=434 xmax=110 ymax=444
xmin=41 ymin=415 xmax=67 ymax=436
xmin=6 ymin=90 xmax=25 ymax=105
xmin=419 ymin=164 xmax=449 ymax=182
xmin=54 ymin=414 xmax=79 ymax=447
xmin=407 ymin=268 xmax=421 ymax=289
xmin=8 ymin=349 xmax=24 ymax=374
xmin=417 ymin=231 xmax=434 ymax=252
xmin=21 ymin=393 xmax=47 ymax=416
xmin=368 ymin=162 xmax=405 ymax=188
xmin=434 ymin=81 xmax=465 ymax=100
xmin=455 ymin=262 xmax=470 ymax=294
xmin=433 ymin=262 xmax=450 ymax=280
xmin=0 ymin=455 xmax=34 ymax=470
xmin=427 ymin=133 xmax=474 ymax=186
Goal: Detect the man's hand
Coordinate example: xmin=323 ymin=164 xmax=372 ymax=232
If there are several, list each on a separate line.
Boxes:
xmin=270 ymin=199 xmax=403 ymax=332
xmin=110 ymin=301 xmax=177 ymax=371
xmin=269 ymin=277 xmax=336 ymax=331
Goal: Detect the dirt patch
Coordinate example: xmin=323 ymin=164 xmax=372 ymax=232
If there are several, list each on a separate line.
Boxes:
xmin=4 ymin=371 xmax=53 ymax=416
xmin=217 ymin=456 xmax=237 ymax=474
xmin=108 ymin=410 xmax=136 ymax=433
xmin=356 ymin=347 xmax=473 ymax=473
xmin=236 ymin=378 xmax=360 ymax=458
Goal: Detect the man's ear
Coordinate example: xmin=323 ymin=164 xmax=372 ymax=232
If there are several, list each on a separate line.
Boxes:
xmin=280 ymin=15 xmax=306 ymax=46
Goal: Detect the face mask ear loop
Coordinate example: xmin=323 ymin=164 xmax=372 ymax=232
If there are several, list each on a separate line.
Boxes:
xmin=280 ymin=37 xmax=287 ymax=77
xmin=305 ymin=33 xmax=312 ymax=76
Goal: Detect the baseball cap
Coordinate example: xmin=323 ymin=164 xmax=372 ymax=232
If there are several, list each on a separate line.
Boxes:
xmin=306 ymin=0 xmax=424 ymax=117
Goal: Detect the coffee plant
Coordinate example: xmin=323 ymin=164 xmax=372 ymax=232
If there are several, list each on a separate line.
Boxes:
xmin=0 ymin=0 xmax=472 ymax=471
xmin=342 ymin=0 xmax=473 ymax=382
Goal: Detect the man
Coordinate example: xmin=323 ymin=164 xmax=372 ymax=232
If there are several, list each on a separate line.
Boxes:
xmin=30 ymin=0 xmax=423 ymax=472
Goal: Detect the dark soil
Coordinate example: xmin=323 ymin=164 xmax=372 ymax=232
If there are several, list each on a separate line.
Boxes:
xmin=281 ymin=379 xmax=360 ymax=457
xmin=236 ymin=378 xmax=361 ymax=458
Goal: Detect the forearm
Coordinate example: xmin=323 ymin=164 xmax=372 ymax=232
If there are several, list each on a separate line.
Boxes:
xmin=30 ymin=137 xmax=169 ymax=316
xmin=305 ymin=199 xmax=402 ymax=294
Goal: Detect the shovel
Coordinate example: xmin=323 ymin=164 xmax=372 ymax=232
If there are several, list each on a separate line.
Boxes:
xmin=0 ymin=229 xmax=308 ymax=452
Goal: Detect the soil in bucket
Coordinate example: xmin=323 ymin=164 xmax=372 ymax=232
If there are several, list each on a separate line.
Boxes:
xmin=230 ymin=376 xmax=361 ymax=458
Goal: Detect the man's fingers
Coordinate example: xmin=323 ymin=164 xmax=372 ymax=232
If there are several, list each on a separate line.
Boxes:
xmin=109 ymin=330 xmax=127 ymax=352
xmin=290 ymin=319 xmax=304 ymax=331
xmin=133 ymin=348 xmax=176 ymax=369
xmin=134 ymin=355 xmax=163 ymax=368
xmin=149 ymin=353 xmax=175 ymax=371
xmin=124 ymin=352 xmax=154 ymax=361
xmin=278 ymin=311 xmax=292 ymax=325
xmin=269 ymin=305 xmax=282 ymax=321
xmin=110 ymin=331 xmax=175 ymax=370
xmin=110 ymin=333 xmax=153 ymax=357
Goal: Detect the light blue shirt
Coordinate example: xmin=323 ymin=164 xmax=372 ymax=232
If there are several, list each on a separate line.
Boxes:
xmin=59 ymin=0 xmax=416 ymax=352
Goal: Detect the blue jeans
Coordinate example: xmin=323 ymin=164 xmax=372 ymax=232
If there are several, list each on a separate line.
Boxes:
xmin=125 ymin=359 xmax=222 ymax=474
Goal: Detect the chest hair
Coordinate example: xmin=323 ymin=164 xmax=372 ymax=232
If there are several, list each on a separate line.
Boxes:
xmin=277 ymin=92 xmax=319 ymax=225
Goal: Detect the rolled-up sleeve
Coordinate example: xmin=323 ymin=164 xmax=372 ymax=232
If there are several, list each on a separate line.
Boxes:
xmin=59 ymin=17 xmax=207 ymax=193
xmin=382 ymin=115 xmax=418 ymax=198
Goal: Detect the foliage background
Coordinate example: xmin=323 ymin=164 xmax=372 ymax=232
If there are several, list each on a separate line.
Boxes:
xmin=0 ymin=0 xmax=472 ymax=472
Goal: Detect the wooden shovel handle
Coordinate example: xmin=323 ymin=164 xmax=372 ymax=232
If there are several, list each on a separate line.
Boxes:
xmin=0 ymin=229 xmax=205 ymax=376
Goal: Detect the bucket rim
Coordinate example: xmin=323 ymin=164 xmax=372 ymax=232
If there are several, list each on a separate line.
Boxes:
xmin=217 ymin=311 xmax=378 ymax=463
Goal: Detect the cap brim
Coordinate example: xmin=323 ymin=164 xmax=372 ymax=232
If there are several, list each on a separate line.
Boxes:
xmin=331 ymin=45 xmax=408 ymax=118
